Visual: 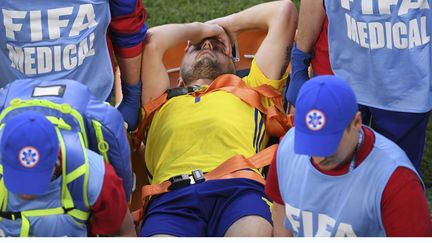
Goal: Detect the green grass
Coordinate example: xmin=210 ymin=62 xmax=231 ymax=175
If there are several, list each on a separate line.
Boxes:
xmin=142 ymin=0 xmax=432 ymax=215
xmin=143 ymin=0 xmax=277 ymax=27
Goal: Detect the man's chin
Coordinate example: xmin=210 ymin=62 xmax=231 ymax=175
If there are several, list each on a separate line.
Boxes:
xmin=196 ymin=56 xmax=215 ymax=64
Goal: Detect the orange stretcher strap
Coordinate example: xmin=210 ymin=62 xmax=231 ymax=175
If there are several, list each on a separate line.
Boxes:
xmin=132 ymin=144 xmax=278 ymax=224
xmin=134 ymin=74 xmax=293 ymax=147
xmin=142 ymin=144 xmax=277 ymax=198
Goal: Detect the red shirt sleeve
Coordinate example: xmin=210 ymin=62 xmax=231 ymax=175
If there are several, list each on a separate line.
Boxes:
xmin=109 ymin=0 xmax=147 ymax=58
xmin=265 ymin=153 xmax=284 ymax=204
xmin=89 ymin=163 xmax=128 ymax=235
xmin=381 ymin=167 xmax=432 ymax=236
xmin=311 ymin=17 xmax=333 ymax=76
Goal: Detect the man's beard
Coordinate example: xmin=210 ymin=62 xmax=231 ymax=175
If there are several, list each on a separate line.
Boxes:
xmin=180 ymin=57 xmax=233 ymax=85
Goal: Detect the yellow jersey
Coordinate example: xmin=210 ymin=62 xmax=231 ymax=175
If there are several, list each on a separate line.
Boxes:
xmin=145 ymin=59 xmax=287 ymax=184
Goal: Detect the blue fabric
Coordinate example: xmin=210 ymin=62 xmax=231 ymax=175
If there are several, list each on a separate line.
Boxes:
xmin=276 ymin=127 xmax=420 ymax=237
xmin=287 ymin=43 xmax=312 ymax=106
xmin=109 ymin=23 xmax=148 ymax=48
xmin=109 ymin=0 xmax=137 ymax=17
xmin=117 ymin=80 xmax=142 ymax=131
xmin=139 ymin=178 xmax=272 ymax=237
xmin=359 ymin=105 xmax=431 ymax=173
xmin=0 ymin=0 xmax=113 ymax=101
xmin=294 ymin=76 xmax=358 ymax=157
xmin=324 ymin=0 xmax=432 ymax=112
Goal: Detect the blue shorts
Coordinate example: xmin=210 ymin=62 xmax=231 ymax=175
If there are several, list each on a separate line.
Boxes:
xmin=139 ymin=178 xmax=272 ymax=237
xmin=359 ymin=105 xmax=431 ymax=173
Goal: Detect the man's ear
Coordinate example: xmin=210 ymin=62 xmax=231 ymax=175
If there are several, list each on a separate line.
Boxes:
xmin=354 ymin=111 xmax=362 ymax=129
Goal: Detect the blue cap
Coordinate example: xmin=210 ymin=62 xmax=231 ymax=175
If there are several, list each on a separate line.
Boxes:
xmin=0 ymin=111 xmax=59 ymax=195
xmin=294 ymin=75 xmax=358 ymax=157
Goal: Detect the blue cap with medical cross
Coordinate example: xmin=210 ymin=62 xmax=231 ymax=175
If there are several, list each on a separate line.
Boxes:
xmin=0 ymin=111 xmax=59 ymax=195
xmin=294 ymin=75 xmax=358 ymax=157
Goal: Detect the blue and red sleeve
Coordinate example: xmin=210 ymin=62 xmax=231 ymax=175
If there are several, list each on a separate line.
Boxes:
xmin=108 ymin=0 xmax=148 ymax=58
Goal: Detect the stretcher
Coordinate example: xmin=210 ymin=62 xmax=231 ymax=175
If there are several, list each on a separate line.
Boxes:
xmin=128 ymin=30 xmax=272 ymax=211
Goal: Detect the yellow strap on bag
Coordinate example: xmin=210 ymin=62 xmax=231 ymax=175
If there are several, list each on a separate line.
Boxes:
xmin=91 ymin=120 xmax=109 ymax=163
xmin=0 ymin=98 xmax=88 ymax=147
xmin=19 ymin=206 xmax=90 ymax=237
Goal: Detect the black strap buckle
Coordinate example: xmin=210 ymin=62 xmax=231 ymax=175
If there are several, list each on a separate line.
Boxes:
xmin=167 ymin=169 xmax=206 ymax=191
xmin=0 ymin=211 xmax=22 ymax=220
xmin=192 ymin=169 xmax=205 ymax=184
xmin=168 ymin=174 xmax=190 ymax=191
xmin=167 ymin=85 xmax=204 ymax=99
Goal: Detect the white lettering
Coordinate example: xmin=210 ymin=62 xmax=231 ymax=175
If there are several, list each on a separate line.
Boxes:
xmin=63 ymin=44 xmax=77 ymax=70
xmin=302 ymin=211 xmax=313 ymax=237
xmin=385 ymin=22 xmax=393 ymax=49
xmin=344 ymin=13 xmax=429 ymax=50
xmin=393 ymin=22 xmax=408 ymax=48
xmin=3 ymin=4 xmax=99 ymax=41
xmin=335 ymin=223 xmax=357 ymax=237
xmin=88 ymin=32 xmax=95 ymax=56
xmin=341 ymin=0 xmax=354 ymax=10
xmin=29 ymin=10 xmax=42 ymax=41
xmin=316 ymin=214 xmax=336 ymax=237
xmin=53 ymin=46 xmax=62 ymax=72
xmin=379 ymin=0 xmax=399 ymax=15
xmin=6 ymin=34 xmax=95 ymax=74
xmin=2 ymin=9 xmax=26 ymax=40
xmin=285 ymin=203 xmax=301 ymax=234
xmin=346 ymin=14 xmax=360 ymax=44
xmin=361 ymin=0 xmax=374 ymax=14
xmin=285 ymin=203 xmax=358 ymax=236
xmin=24 ymin=47 xmax=36 ymax=75
xmin=400 ymin=0 xmax=430 ymax=15
xmin=357 ymin=22 xmax=369 ymax=48
xmin=70 ymin=4 xmax=97 ymax=37
xmin=420 ymin=16 xmax=430 ymax=44
xmin=408 ymin=18 xmax=422 ymax=48
xmin=37 ymin=47 xmax=52 ymax=74
xmin=369 ymin=22 xmax=385 ymax=49
xmin=78 ymin=37 xmax=89 ymax=65
xmin=7 ymin=44 xmax=24 ymax=72
xmin=47 ymin=7 xmax=73 ymax=40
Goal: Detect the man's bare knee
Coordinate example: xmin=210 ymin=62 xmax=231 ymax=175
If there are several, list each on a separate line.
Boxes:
xmin=224 ymin=215 xmax=272 ymax=237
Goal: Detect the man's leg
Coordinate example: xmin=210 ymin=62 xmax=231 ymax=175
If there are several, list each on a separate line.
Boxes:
xmin=204 ymin=178 xmax=273 ymax=237
xmin=224 ymin=215 xmax=272 ymax=237
xmin=139 ymin=188 xmax=209 ymax=237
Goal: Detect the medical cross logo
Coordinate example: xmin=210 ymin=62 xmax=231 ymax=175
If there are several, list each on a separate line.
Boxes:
xmin=306 ymin=109 xmax=326 ymax=131
xmin=19 ymin=146 xmax=40 ymax=168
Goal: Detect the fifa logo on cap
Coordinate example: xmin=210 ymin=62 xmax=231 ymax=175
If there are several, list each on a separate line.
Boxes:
xmin=19 ymin=146 xmax=40 ymax=168
xmin=305 ymin=109 xmax=326 ymax=131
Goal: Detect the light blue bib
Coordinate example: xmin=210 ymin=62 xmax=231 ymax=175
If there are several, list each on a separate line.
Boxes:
xmin=276 ymin=128 xmax=420 ymax=236
xmin=0 ymin=0 xmax=112 ymax=101
xmin=324 ymin=0 xmax=432 ymax=112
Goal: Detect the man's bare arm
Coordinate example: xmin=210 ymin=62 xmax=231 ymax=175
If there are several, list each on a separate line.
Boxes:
xmin=296 ymin=0 xmax=326 ymax=53
xmin=209 ymin=0 xmax=298 ymax=80
xmin=141 ymin=23 xmax=228 ymax=103
xmin=273 ymin=202 xmax=293 ymax=237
